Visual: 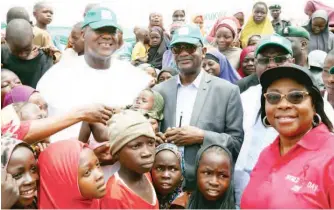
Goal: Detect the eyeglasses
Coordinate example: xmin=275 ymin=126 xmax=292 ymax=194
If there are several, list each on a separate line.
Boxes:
xmin=257 ymin=55 xmax=290 ymax=65
xmin=171 ymin=43 xmax=200 ymax=55
xmin=264 ymin=91 xmax=309 ymax=105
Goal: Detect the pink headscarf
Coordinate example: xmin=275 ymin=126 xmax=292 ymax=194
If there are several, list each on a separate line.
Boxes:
xmin=2 ymin=85 xmax=37 ymax=108
xmin=207 ymin=16 xmax=241 ymax=43
xmin=38 ymin=140 xmax=100 ymax=209
xmin=305 ymin=0 xmax=334 ymax=26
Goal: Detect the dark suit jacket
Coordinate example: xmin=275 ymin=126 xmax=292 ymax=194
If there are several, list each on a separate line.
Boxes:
xmin=154 ymin=71 xmax=244 ymax=190
xmin=236 ymin=73 xmax=259 ymax=94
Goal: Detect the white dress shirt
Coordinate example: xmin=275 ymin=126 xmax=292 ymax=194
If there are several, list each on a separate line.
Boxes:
xmin=175 ymin=70 xmax=203 ymax=155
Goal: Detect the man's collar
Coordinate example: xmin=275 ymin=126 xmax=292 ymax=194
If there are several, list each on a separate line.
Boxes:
xmin=177 ymin=70 xmax=203 ymax=88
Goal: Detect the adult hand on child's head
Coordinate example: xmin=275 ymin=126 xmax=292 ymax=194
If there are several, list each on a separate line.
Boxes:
xmin=1 ymin=169 xmax=19 ymax=209
xmin=155 ymin=132 xmax=166 ymax=146
xmin=76 ymin=104 xmax=114 ymax=125
xmin=164 ymin=126 xmax=205 ymax=146
xmin=93 ymin=143 xmax=117 ymax=166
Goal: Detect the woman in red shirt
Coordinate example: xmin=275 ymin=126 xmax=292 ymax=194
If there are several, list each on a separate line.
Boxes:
xmin=241 ymin=64 xmax=334 ymax=208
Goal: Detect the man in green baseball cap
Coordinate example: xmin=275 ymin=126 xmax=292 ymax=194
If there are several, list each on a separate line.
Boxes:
xmin=269 ymin=4 xmax=291 ymax=33
xmin=81 ymin=7 xmax=122 ymax=62
xmin=323 ymin=49 xmax=334 ymax=109
xmin=154 ymin=24 xmax=244 ymax=191
xmin=279 ymin=26 xmax=310 ymax=67
xmin=237 ymin=34 xmax=294 ymax=93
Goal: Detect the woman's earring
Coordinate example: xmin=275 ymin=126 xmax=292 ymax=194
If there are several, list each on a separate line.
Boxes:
xmin=312 ymin=113 xmax=322 ymax=127
xmin=262 ymin=116 xmax=271 ymax=127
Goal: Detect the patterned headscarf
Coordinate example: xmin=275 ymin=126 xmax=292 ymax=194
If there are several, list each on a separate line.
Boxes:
xmin=155 ymin=143 xmax=184 ymax=209
xmin=1 ymin=135 xmax=32 ymax=170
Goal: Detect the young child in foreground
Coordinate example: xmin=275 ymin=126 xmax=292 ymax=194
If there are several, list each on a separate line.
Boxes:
xmin=100 ymin=110 xmax=159 ymax=209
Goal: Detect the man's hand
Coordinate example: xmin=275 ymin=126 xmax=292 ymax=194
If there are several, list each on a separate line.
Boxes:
xmin=1 ymin=169 xmax=19 ymax=209
xmin=164 ymin=126 xmax=204 ymax=146
xmin=93 ymin=143 xmax=117 ymax=166
xmin=155 ymin=132 xmax=167 ymax=146
xmin=75 ymin=104 xmax=115 ymax=125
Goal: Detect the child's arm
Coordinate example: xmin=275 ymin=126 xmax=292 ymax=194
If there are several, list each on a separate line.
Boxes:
xmin=78 ymin=122 xmax=92 ymax=143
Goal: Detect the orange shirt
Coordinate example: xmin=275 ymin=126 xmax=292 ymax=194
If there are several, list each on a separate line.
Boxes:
xmin=100 ymin=172 xmax=159 ymax=209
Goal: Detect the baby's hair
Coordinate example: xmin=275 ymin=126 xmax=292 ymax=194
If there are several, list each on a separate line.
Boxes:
xmin=247 ymin=34 xmax=261 ymax=45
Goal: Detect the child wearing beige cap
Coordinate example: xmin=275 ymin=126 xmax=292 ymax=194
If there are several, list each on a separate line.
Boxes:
xmin=100 ymin=110 xmax=159 ymax=209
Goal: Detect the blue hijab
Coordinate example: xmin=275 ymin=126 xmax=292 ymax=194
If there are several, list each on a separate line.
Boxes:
xmin=206 ymin=49 xmax=240 ymax=84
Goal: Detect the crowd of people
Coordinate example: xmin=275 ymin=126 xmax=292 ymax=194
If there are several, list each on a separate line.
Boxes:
xmin=1 ymin=0 xmax=334 ymax=209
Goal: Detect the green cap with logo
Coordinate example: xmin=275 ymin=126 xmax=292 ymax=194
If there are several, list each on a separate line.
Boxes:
xmin=330 ymin=66 xmax=334 ymax=74
xmin=255 ymin=34 xmax=293 ymax=56
xmin=170 ymin=24 xmax=204 ymax=47
xmin=269 ymin=4 xmax=281 ymax=10
xmin=279 ymin=26 xmax=310 ymax=40
xmin=82 ymin=7 xmax=121 ymax=31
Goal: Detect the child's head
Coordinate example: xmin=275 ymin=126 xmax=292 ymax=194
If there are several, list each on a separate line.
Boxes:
xmin=1 ymin=137 xmax=38 ymax=208
xmin=6 ymin=6 xmax=31 ymax=24
xmin=133 ymin=89 xmax=164 ymax=120
xmin=247 ymin=34 xmax=261 ymax=46
xmin=133 ymin=89 xmax=155 ymax=110
xmin=33 ymin=2 xmax=53 ymax=27
xmin=38 ymin=140 xmax=106 ymax=208
xmin=5 ymin=19 xmax=34 ymax=60
xmin=3 ymin=85 xmax=48 ymax=117
xmin=13 ymin=102 xmax=46 ymax=120
xmin=107 ymin=110 xmax=156 ymax=174
xmin=149 ymin=27 xmax=163 ymax=47
xmin=157 ymin=67 xmax=178 ymax=83
xmin=152 ymin=143 xmax=183 ymax=196
xmin=1 ymin=69 xmax=22 ymax=105
xmin=188 ymin=144 xmax=235 ymax=209
xmin=136 ymin=28 xmax=149 ymax=44
xmin=70 ymin=22 xmax=84 ymax=55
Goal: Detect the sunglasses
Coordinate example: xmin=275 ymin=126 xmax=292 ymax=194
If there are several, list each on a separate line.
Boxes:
xmin=264 ymin=91 xmax=309 ymax=105
xmin=171 ymin=43 xmax=200 ymax=55
xmin=257 ymin=55 xmax=290 ymax=65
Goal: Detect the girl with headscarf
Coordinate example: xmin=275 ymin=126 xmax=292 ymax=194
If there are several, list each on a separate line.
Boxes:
xmin=1 ymin=136 xmax=38 ymax=209
xmin=240 ymin=2 xmax=274 ymax=48
xmin=151 ymin=143 xmax=184 ymax=209
xmin=207 ymin=16 xmax=241 ymax=44
xmin=148 ymin=26 xmax=169 ymax=70
xmin=203 ymin=49 xmax=240 ymax=84
xmin=38 ymin=140 xmax=106 ymax=208
xmin=187 ymin=144 xmax=235 ymax=209
xmin=303 ymin=10 xmax=334 ymax=53
xmin=238 ymin=46 xmax=256 ymax=78
xmin=213 ymin=19 xmax=242 ymax=70
xmin=192 ymin=15 xmax=206 ymax=36
xmin=157 ymin=67 xmax=178 ymax=84
xmin=2 ymin=85 xmax=48 ymax=117
xmin=304 ymin=0 xmax=334 ymax=27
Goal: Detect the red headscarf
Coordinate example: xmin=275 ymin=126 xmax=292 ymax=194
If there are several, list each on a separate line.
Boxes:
xmin=206 ymin=16 xmax=241 ymax=43
xmin=305 ymin=0 xmax=334 ymax=27
xmin=237 ymin=46 xmax=256 ymax=78
xmin=38 ymin=140 xmax=100 ymax=209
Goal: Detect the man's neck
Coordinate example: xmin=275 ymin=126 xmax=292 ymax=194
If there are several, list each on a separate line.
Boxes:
xmin=296 ymin=54 xmax=308 ymax=67
xmin=84 ymin=54 xmax=111 ymax=69
xmin=36 ymin=22 xmax=47 ymax=30
xmin=179 ymin=69 xmax=201 ymax=86
xmin=272 ymin=17 xmax=281 ymax=23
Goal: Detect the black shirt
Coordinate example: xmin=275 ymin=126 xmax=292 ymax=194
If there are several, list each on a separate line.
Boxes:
xmin=1 ymin=44 xmax=53 ymax=88
xmin=236 ymin=73 xmax=259 ymax=94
